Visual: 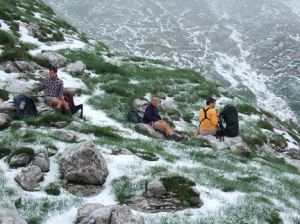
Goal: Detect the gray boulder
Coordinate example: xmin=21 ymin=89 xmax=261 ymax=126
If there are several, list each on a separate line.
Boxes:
xmin=35 ymin=52 xmax=68 ymax=68
xmin=14 ymin=165 xmax=44 ymax=191
xmin=0 ymin=61 xmax=19 ymax=73
xmin=199 ymin=135 xmax=252 ymax=156
xmin=146 ymin=180 xmax=167 ymax=198
xmin=161 ymin=100 xmax=174 ymax=110
xmin=79 ymin=205 xmax=145 ymax=224
xmin=9 ymin=153 xmax=31 ymax=167
xmin=217 ymin=87 xmax=233 ymax=98
xmin=23 ymin=22 xmax=42 ymax=37
xmin=59 ymin=141 xmax=108 ymax=185
xmin=32 ymin=153 xmax=50 ymax=172
xmin=67 ymin=61 xmax=86 ymax=76
xmin=0 ymin=101 xmax=17 ymax=117
xmin=0 ymin=201 xmax=27 ymax=224
xmin=135 ymin=123 xmax=164 ymax=138
xmin=15 ymin=61 xmax=40 ymax=73
xmin=77 ymin=203 xmax=104 ymax=223
xmin=51 ymin=129 xmax=93 ymax=143
xmin=157 ymin=91 xmax=167 ymax=99
xmin=133 ymin=99 xmax=148 ymax=112
xmin=0 ymin=113 xmax=9 ymax=127
xmin=5 ymin=79 xmax=31 ymax=93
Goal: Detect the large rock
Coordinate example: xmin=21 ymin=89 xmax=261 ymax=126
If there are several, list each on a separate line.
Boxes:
xmin=161 ymin=100 xmax=174 ymax=110
xmin=14 ymin=165 xmax=44 ymax=191
xmin=79 ymin=205 xmax=145 ymax=224
xmin=0 ymin=201 xmax=27 ymax=224
xmin=198 ymin=135 xmax=252 ymax=156
xmin=15 ymin=61 xmax=41 ymax=73
xmin=146 ymin=180 xmax=167 ymax=198
xmin=32 ymin=153 xmax=50 ymax=172
xmin=157 ymin=91 xmax=167 ymax=99
xmin=9 ymin=153 xmax=31 ymax=167
xmin=23 ymin=22 xmax=42 ymax=37
xmin=51 ymin=129 xmax=93 ymax=143
xmin=0 ymin=113 xmax=9 ymax=127
xmin=67 ymin=61 xmax=86 ymax=76
xmin=35 ymin=52 xmax=68 ymax=68
xmin=0 ymin=101 xmax=16 ymax=117
xmin=0 ymin=61 xmax=19 ymax=73
xmin=5 ymin=79 xmax=31 ymax=93
xmin=218 ymin=87 xmax=233 ymax=98
xmin=133 ymin=99 xmax=148 ymax=112
xmin=58 ymin=141 xmax=108 ymax=185
xmin=77 ymin=203 xmax=105 ymax=223
xmin=135 ymin=123 xmax=164 ymax=138
xmin=65 ymin=183 xmax=105 ymax=197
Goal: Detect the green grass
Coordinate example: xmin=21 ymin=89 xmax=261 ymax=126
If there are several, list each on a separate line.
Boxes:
xmin=0 ymin=147 xmax=11 ymax=159
xmin=111 ymin=176 xmax=134 ymax=204
xmin=0 ymin=89 xmax=9 ymax=101
xmin=24 ymin=113 xmax=73 ymax=127
xmin=45 ymin=183 xmax=61 ymax=196
xmin=160 ymin=175 xmax=202 ymax=207
xmin=257 ymin=119 xmax=273 ymax=131
xmin=5 ymin=147 xmax=35 ymax=166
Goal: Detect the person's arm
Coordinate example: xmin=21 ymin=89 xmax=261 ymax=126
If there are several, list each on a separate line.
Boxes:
xmin=25 ymin=79 xmax=46 ymax=94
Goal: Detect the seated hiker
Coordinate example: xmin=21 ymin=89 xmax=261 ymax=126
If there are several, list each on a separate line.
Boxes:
xmin=25 ymin=67 xmax=72 ymax=117
xmin=194 ymin=97 xmax=221 ymax=137
xmin=144 ymin=96 xmax=185 ymax=141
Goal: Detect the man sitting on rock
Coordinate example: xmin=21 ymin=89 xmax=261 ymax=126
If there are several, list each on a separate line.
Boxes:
xmin=25 ymin=67 xmax=72 ymax=117
xmin=194 ymin=97 xmax=221 ymax=137
xmin=144 ymin=96 xmax=185 ymax=141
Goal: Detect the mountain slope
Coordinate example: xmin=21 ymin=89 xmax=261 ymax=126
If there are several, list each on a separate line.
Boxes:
xmin=1 ymin=0 xmax=300 ymax=223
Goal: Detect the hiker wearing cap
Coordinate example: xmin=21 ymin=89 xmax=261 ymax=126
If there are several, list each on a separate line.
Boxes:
xmin=144 ymin=96 xmax=185 ymax=141
xmin=25 ymin=67 xmax=72 ymax=117
xmin=194 ymin=97 xmax=221 ymax=137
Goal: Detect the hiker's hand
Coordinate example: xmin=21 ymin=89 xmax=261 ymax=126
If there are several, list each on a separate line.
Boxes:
xmin=25 ymin=89 xmax=32 ymax=94
xmin=216 ymin=112 xmax=221 ymax=117
xmin=60 ymin=96 xmax=64 ymax=101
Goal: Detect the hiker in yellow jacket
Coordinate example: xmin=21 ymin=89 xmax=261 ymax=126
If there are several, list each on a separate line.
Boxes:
xmin=194 ymin=97 xmax=221 ymax=137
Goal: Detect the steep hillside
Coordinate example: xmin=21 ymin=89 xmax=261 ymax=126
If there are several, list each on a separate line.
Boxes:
xmin=41 ymin=0 xmax=300 ymax=123
xmin=1 ymin=0 xmax=300 ymax=223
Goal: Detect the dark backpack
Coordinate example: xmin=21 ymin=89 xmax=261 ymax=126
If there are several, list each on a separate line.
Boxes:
xmin=13 ymin=95 xmax=38 ymax=119
xmin=221 ymin=104 xmax=239 ymax=137
xmin=62 ymin=91 xmax=83 ymax=118
xmin=216 ymin=119 xmax=226 ymax=141
xmin=127 ymin=109 xmax=145 ymax=123
xmin=200 ymin=107 xmax=210 ymax=124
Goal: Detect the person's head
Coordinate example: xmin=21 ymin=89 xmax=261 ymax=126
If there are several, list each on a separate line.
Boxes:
xmin=49 ymin=67 xmax=57 ymax=78
xmin=206 ymin=97 xmax=216 ymax=108
xmin=151 ymin=96 xmax=158 ymax=107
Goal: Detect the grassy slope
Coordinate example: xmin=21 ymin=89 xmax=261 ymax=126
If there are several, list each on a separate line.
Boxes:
xmin=0 ymin=0 xmax=300 ymax=223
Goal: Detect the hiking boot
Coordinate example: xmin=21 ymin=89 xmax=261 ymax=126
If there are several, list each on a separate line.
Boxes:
xmin=171 ymin=134 xmax=185 ymax=142
xmin=65 ymin=109 xmax=72 ymax=118
xmin=55 ymin=108 xmax=61 ymax=114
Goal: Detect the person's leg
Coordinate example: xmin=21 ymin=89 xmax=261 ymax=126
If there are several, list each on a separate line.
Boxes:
xmin=153 ymin=122 xmax=174 ymax=135
xmin=61 ymin=100 xmax=70 ymax=110
xmin=52 ymin=98 xmax=63 ymax=109
xmin=194 ymin=128 xmax=199 ymax=137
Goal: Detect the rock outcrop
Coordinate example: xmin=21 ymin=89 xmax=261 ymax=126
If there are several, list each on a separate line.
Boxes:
xmin=14 ymin=165 xmax=44 ymax=191
xmin=58 ymin=141 xmax=108 ymax=185
xmin=67 ymin=61 xmax=86 ymax=76
xmin=32 ymin=153 xmax=50 ymax=172
xmin=35 ymin=52 xmax=68 ymax=68
xmin=0 ymin=201 xmax=27 ymax=224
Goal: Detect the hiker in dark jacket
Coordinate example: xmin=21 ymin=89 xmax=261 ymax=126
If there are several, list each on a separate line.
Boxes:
xmin=25 ymin=67 xmax=72 ymax=117
xmin=144 ymin=96 xmax=185 ymax=141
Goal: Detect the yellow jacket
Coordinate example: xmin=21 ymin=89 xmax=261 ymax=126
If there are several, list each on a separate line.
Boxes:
xmin=199 ymin=106 xmax=218 ymax=131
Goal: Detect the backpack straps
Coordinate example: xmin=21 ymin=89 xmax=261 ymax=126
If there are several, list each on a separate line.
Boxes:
xmin=200 ymin=107 xmax=210 ymax=124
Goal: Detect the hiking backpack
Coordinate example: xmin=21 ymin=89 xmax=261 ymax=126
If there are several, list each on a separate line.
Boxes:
xmin=62 ymin=91 xmax=83 ymax=118
xmin=216 ymin=119 xmax=226 ymax=141
xmin=13 ymin=95 xmax=38 ymax=119
xmin=221 ymin=104 xmax=239 ymax=137
xmin=127 ymin=109 xmax=145 ymax=123
xmin=200 ymin=107 xmax=210 ymax=124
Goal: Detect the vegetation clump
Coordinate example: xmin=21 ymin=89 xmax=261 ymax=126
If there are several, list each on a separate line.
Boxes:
xmin=257 ymin=119 xmax=273 ymax=131
xmin=0 ymin=89 xmax=9 ymax=101
xmin=45 ymin=183 xmax=61 ymax=196
xmin=0 ymin=147 xmax=11 ymax=159
xmin=160 ymin=176 xmax=202 ymax=207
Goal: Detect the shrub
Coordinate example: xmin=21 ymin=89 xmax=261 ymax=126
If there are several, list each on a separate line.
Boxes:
xmin=236 ymin=104 xmax=261 ymax=115
xmin=257 ymin=120 xmax=273 ymax=131
xmin=160 ymin=176 xmax=201 ymax=207
xmin=45 ymin=183 xmax=61 ymax=196
xmin=0 ymin=89 xmax=9 ymax=101
xmin=0 ymin=147 xmax=11 ymax=159
xmin=4 ymin=69 xmax=11 ymax=73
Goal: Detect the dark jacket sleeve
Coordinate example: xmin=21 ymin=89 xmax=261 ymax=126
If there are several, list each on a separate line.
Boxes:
xmin=145 ymin=105 xmax=161 ymax=122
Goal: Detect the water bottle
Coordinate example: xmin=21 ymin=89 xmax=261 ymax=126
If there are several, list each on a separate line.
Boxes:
xmin=19 ymin=100 xmax=26 ymax=110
